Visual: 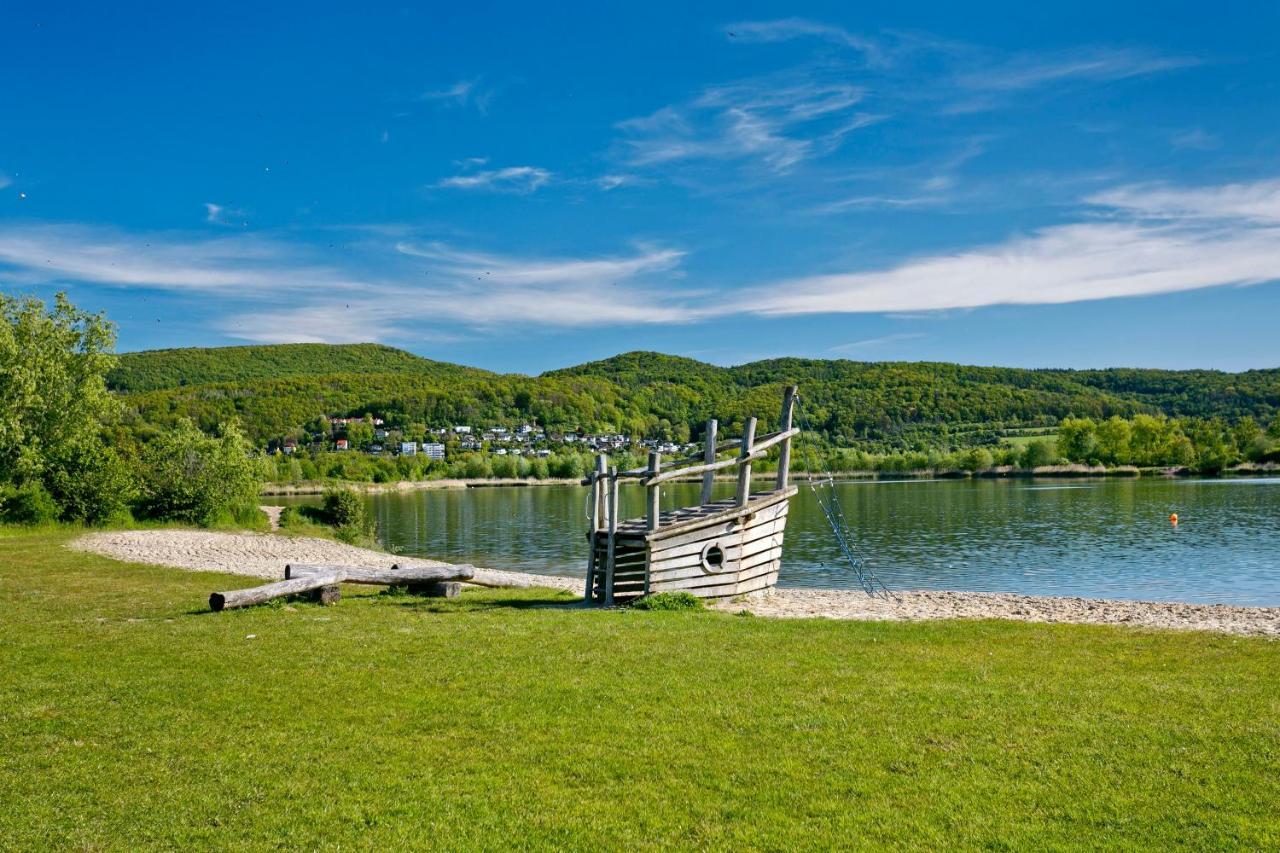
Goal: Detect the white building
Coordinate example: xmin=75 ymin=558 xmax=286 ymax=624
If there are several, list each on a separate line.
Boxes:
xmin=399 ymin=441 xmax=417 ymax=456
xmin=421 ymin=442 xmax=445 ymax=460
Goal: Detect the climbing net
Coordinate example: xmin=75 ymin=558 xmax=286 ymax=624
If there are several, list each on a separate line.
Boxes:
xmin=794 ymin=394 xmax=893 ymax=598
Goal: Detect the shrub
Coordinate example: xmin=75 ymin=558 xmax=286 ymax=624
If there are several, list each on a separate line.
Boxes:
xmin=321 ymin=488 xmax=374 ymax=544
xmin=44 ymin=443 xmax=137 ymax=524
xmin=0 ymin=481 xmax=60 ymax=525
xmin=136 ymin=419 xmax=266 ymax=526
xmin=321 ymin=488 xmax=367 ymax=527
xmin=630 ymin=592 xmax=703 ymax=611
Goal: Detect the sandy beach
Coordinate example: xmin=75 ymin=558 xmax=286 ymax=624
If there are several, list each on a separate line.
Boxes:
xmin=69 ymin=530 xmax=1278 ymax=637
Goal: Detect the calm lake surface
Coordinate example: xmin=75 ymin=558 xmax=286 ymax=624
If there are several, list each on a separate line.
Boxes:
xmin=284 ymin=477 xmax=1280 ymax=605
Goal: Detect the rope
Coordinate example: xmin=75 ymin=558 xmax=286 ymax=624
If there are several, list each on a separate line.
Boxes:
xmin=793 ymin=394 xmax=894 ymax=599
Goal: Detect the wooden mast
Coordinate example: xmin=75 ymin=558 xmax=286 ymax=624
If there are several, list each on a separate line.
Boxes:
xmin=700 ymin=418 xmax=718 ymax=505
xmin=735 ymin=417 xmax=757 ymax=507
xmin=776 ymin=386 xmax=797 ymax=490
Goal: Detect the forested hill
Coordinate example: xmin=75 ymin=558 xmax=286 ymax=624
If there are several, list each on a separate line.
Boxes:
xmin=111 ymin=345 xmax=1280 ymax=451
xmin=107 ymin=343 xmax=492 ymax=392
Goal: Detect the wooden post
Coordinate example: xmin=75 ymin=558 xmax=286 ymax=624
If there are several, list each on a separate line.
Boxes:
xmin=646 ymin=451 xmax=661 ymax=532
xmin=593 ymin=454 xmax=608 ymax=529
xmin=604 ymin=467 xmax=619 ymax=606
xmin=736 ymin=417 xmax=757 ymax=507
xmin=700 ymin=418 xmax=718 ymax=505
xmin=776 ymin=386 xmax=797 ymax=490
xmin=585 ymin=454 xmax=607 ymax=601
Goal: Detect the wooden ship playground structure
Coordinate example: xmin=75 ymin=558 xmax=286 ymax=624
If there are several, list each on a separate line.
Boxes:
xmin=582 ymin=385 xmax=891 ymax=604
xmin=582 ymin=387 xmax=802 ymax=604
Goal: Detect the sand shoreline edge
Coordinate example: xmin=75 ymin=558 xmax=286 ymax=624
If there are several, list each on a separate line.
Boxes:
xmin=67 ymin=530 xmax=1279 ymax=638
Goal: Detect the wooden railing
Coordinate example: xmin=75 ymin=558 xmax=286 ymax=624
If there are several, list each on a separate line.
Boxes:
xmin=582 ymin=386 xmax=797 ymax=534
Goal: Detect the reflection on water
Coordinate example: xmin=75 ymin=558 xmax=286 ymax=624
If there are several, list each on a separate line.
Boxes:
xmin=280 ymin=477 xmax=1280 ymax=605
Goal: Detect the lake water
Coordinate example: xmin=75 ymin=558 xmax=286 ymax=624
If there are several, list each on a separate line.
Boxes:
xmin=282 ymin=477 xmax=1280 ymax=606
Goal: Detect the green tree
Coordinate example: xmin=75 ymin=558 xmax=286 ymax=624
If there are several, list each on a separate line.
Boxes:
xmin=0 ymin=292 xmax=118 ymax=480
xmin=346 ymin=416 xmax=375 ymax=450
xmin=1056 ymin=418 xmax=1098 ymax=463
xmin=1095 ymin=417 xmax=1133 ymax=465
xmin=1020 ymin=439 xmax=1058 ymax=469
xmin=0 ymin=292 xmax=134 ymax=522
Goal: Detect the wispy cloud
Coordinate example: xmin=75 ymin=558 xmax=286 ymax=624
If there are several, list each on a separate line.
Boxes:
xmin=736 ymin=177 xmax=1280 ymax=316
xmin=617 ymin=74 xmax=882 ymax=173
xmin=0 ymin=224 xmax=372 ymax=294
xmin=0 ymin=220 xmax=693 ymax=343
xmin=226 ymin=242 xmax=695 ymax=341
xmin=1170 ymin=128 xmax=1219 ymax=151
xmin=203 ymin=202 xmax=247 ymax=226
xmin=6 ymin=179 xmax=1277 ymax=344
xmin=0 ymin=173 xmax=11 ymax=190
xmin=595 ymin=174 xmax=639 ymax=191
xmin=421 ymin=77 xmax=497 ymax=114
xmin=831 ymin=332 xmax=927 ymax=352
xmin=724 ymin=18 xmax=885 ymax=64
xmin=436 ymin=165 xmax=552 ymax=194
xmin=953 ymin=47 xmax=1197 ymax=93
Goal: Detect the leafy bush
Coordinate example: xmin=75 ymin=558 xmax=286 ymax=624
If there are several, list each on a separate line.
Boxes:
xmin=136 ymin=419 xmax=266 ymax=526
xmin=630 ymin=592 xmax=704 ymax=611
xmin=0 ymin=481 xmax=60 ymax=525
xmin=44 ymin=444 xmax=136 ymax=524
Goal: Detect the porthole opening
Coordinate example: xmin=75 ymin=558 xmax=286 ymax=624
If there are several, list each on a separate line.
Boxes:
xmin=701 ymin=543 xmax=726 ymax=573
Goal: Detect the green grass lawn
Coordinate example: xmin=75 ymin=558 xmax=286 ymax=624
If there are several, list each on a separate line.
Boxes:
xmin=2 ymin=530 xmax=1277 ymax=850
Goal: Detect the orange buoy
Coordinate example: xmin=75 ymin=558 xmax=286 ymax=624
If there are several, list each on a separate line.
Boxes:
xmin=1169 ymin=513 xmax=1179 ymax=525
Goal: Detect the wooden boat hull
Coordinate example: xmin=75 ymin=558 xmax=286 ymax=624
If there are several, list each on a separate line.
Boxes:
xmin=589 ymin=487 xmax=795 ymax=602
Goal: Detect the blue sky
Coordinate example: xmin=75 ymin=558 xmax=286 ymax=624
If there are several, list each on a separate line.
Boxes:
xmin=2 ymin=1 xmax=1279 ymax=373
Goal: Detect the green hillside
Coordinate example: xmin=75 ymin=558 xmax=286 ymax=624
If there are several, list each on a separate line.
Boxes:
xmin=107 ymin=343 xmax=492 ymax=392
xmin=109 ymin=345 xmax=1280 ymax=453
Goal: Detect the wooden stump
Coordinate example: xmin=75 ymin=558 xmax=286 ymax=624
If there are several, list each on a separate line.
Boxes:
xmin=308 ymin=584 xmax=341 ymax=606
xmin=407 ymin=580 xmax=462 ymax=598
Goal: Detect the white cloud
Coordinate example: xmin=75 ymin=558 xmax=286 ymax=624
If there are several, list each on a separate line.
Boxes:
xmin=436 ymin=166 xmax=552 ymax=194
xmin=0 ymin=174 xmax=11 ymax=190
xmin=1088 ymin=179 xmax=1280 ymax=224
xmin=736 ymin=179 xmax=1280 ymax=316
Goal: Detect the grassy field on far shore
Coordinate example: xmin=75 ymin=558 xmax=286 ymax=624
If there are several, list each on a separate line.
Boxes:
xmin=2 ymin=529 xmax=1277 ymax=849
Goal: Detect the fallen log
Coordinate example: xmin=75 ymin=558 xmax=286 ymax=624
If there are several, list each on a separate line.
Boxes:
xmin=286 ymin=563 xmax=474 ymax=584
xmin=210 ymin=571 xmax=345 ymax=612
